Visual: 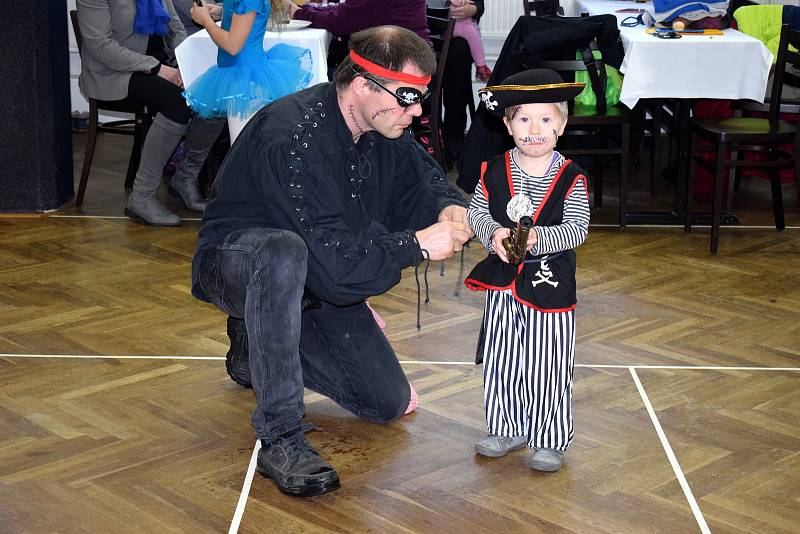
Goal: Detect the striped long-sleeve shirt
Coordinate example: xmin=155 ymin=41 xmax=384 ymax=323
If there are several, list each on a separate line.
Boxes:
xmin=467 ymin=150 xmax=590 ymax=256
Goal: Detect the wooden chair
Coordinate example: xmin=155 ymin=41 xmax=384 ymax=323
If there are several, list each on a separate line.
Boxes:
xmin=424 ymin=7 xmax=457 ymax=170
xmin=522 ymin=0 xmax=560 ymax=17
xmin=533 ymin=51 xmax=631 ymax=227
xmin=685 ymin=25 xmax=800 ymax=254
xmin=70 ymin=10 xmax=153 ymax=207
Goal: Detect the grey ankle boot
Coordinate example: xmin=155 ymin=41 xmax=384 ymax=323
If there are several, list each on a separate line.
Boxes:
xmin=125 ymin=114 xmax=187 ymax=227
xmin=168 ymin=117 xmax=225 ymax=212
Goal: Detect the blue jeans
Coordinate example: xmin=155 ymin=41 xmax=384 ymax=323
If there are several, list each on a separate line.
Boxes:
xmin=195 ymin=228 xmax=411 ymax=441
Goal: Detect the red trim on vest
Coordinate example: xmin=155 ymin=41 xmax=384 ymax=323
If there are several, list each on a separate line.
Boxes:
xmin=564 ymin=174 xmax=588 ymax=201
xmin=505 ymin=151 xmax=515 ymax=196
xmin=512 ymin=281 xmax=577 ymax=313
xmin=479 ymin=161 xmax=489 ymax=201
xmin=531 ymin=159 xmax=573 ymax=225
xmin=465 ymin=279 xmax=577 ymax=313
xmin=464 ymin=278 xmax=514 ymax=292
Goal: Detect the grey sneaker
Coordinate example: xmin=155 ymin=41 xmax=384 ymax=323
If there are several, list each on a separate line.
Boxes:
xmin=527 ymin=448 xmax=564 ymax=472
xmin=257 ymin=433 xmax=340 ymax=497
xmin=474 ymin=434 xmax=528 ymax=457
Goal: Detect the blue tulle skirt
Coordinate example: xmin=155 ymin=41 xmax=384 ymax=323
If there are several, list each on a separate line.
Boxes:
xmin=183 ymin=43 xmax=313 ymax=119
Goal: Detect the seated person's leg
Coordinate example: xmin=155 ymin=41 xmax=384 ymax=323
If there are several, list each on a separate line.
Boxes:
xmin=115 ymin=73 xmax=192 ymax=226
xmin=299 ymin=301 xmax=412 ymax=424
xmin=168 ymin=116 xmax=225 ymax=212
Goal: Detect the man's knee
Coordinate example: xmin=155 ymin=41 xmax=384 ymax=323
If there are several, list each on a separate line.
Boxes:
xmin=228 ymin=228 xmax=308 ymax=273
xmin=362 ymin=381 xmax=410 ymax=424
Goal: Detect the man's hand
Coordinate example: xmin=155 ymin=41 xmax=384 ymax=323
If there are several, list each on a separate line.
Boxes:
xmin=415 ymin=221 xmax=471 ymax=261
xmin=156 ymin=64 xmax=183 ymax=87
xmin=449 ymin=0 xmax=477 ymax=20
xmin=438 ymin=205 xmax=475 ymax=237
xmin=491 ymin=228 xmax=511 ymax=263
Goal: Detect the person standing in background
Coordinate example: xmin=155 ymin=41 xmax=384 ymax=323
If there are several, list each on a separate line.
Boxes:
xmin=442 ymin=0 xmax=485 ymax=169
xmin=450 ymin=0 xmax=492 ymax=81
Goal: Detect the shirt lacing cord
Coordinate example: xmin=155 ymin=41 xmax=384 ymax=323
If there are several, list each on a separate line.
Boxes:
xmin=437 ymin=240 xmax=470 ymax=297
xmin=414 ymin=245 xmax=431 ymax=330
xmin=413 ymin=237 xmax=472 ymax=330
xmin=287 ymin=107 xmax=323 ymax=234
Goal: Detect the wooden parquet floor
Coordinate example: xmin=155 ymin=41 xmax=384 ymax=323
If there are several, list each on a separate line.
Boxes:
xmin=0 ymin=133 xmax=799 ymax=532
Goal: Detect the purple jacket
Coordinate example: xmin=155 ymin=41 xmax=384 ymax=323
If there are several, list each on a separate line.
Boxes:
xmin=293 ymin=0 xmax=431 ymax=44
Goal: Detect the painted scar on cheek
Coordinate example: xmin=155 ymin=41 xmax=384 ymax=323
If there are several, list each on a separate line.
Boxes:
xmin=348 ymin=104 xmax=364 ymax=135
xmin=370 ymin=107 xmax=396 ymax=120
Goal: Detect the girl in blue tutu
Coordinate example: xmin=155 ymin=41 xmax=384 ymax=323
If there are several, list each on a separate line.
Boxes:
xmin=186 ymin=0 xmax=313 ymax=141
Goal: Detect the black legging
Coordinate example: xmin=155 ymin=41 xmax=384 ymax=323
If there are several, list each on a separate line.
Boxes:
xmin=99 ymin=72 xmax=192 ymax=125
xmin=442 ymin=37 xmax=473 ymax=143
xmin=97 ymin=35 xmax=191 ymax=124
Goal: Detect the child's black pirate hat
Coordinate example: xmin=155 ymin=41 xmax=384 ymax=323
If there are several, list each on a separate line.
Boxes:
xmin=478 ymin=69 xmax=585 ymax=115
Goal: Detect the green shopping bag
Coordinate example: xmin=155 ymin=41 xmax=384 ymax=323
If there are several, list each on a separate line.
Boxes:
xmin=574 ymin=49 xmax=623 ymax=109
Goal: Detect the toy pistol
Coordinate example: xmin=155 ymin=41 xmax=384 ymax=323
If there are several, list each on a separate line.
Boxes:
xmin=502 ymin=215 xmax=533 ymax=265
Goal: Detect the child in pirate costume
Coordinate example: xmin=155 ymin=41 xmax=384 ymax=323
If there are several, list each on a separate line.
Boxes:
xmin=464 ymin=69 xmax=590 ymax=472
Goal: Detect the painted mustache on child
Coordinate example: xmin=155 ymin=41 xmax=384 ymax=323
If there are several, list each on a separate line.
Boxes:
xmin=518 ymin=130 xmax=559 ymax=145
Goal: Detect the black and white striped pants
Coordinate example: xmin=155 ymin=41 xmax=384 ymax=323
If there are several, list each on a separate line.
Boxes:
xmin=481 ymin=290 xmax=575 ymax=451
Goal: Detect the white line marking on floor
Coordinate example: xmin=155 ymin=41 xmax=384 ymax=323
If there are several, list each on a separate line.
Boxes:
xmin=630 ymin=367 xmax=710 ymax=534
xmin=37 ymin=215 xmax=800 ymax=229
xmin=48 ymin=214 xmax=203 ymax=221
xmin=0 ymin=353 xmax=224 ymax=361
xmin=399 ymin=361 xmax=800 ymax=372
xmin=229 ymin=440 xmax=260 ymax=534
xmin=574 ymin=363 xmax=800 ymax=372
xmin=3 ymin=353 xmax=800 ymax=372
xmin=589 ymin=223 xmax=800 ymax=230
xmin=398 ymin=360 xmax=476 ymax=365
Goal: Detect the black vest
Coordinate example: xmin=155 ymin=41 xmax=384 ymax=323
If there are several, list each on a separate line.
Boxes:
xmin=465 ymin=152 xmax=585 ymax=312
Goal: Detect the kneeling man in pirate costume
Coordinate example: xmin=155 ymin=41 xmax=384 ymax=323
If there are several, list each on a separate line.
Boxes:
xmin=192 ymin=26 xmax=471 ymax=497
xmin=464 ymin=69 xmax=590 ymax=472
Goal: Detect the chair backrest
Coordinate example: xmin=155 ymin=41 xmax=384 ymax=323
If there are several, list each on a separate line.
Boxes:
xmin=727 ymin=0 xmax=757 ymax=19
xmin=69 ymin=10 xmax=84 ymax=55
xmin=523 ymin=0 xmax=560 ymax=17
xmin=768 ymin=25 xmax=800 ymax=125
xmin=426 ymin=8 xmax=456 ymax=168
xmin=534 ymin=52 xmax=608 ymax=114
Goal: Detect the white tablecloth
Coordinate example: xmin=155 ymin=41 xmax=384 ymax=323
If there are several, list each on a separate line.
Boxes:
xmin=175 ymin=27 xmax=332 ymax=88
xmin=562 ymin=0 xmax=773 ymax=108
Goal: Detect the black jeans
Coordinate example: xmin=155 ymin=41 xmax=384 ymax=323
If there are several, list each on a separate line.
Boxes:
xmin=195 ymin=228 xmax=411 ymax=442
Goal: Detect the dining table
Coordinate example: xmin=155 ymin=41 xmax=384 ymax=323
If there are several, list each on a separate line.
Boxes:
xmin=562 ymin=0 xmax=773 ymax=109
xmin=175 ymin=24 xmax=333 ymax=89
xmin=559 ymin=0 xmax=774 ymax=224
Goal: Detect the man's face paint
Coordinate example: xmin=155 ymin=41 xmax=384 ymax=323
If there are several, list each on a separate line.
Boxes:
xmin=360 ymin=69 xmax=429 ymax=140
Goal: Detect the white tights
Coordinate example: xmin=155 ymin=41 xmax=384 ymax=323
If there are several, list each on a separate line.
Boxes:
xmin=227 ymin=113 xmax=254 ymax=144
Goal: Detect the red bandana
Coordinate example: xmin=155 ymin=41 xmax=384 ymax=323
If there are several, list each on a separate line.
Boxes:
xmin=349 ymin=50 xmax=431 ymax=86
